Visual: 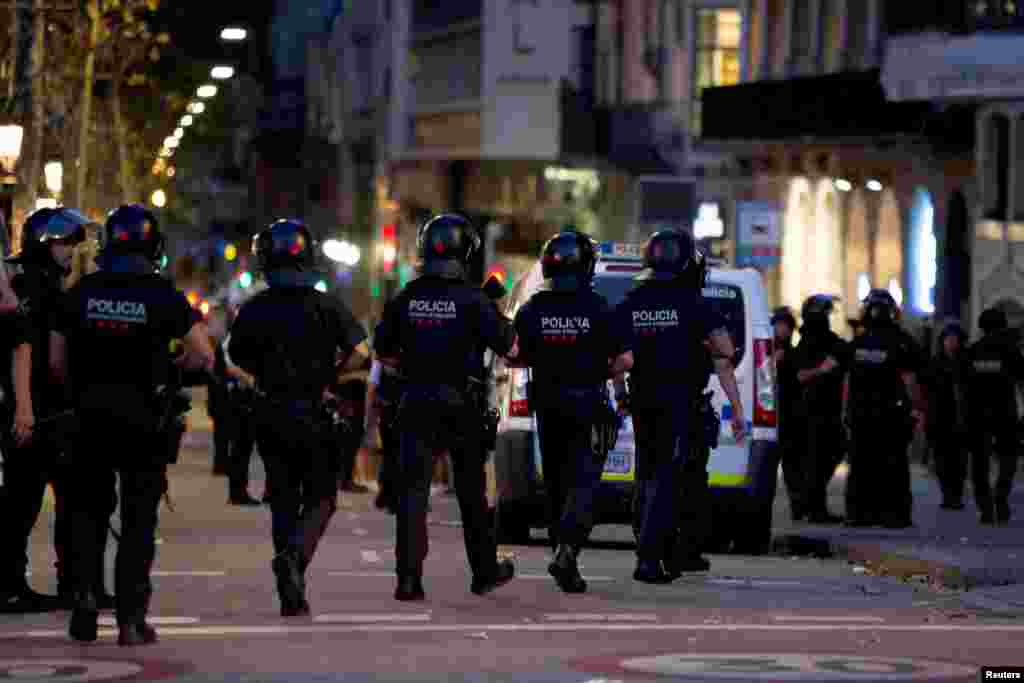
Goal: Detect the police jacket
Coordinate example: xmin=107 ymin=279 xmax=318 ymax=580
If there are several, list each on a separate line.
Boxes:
xmin=775 ymin=339 xmax=801 ymax=418
xmin=926 ymin=351 xmax=968 ymax=437
xmin=54 ymin=270 xmax=201 ymax=419
xmin=965 ymin=330 xmax=1024 ymax=421
xmin=615 ymin=280 xmax=724 ymax=403
xmin=793 ymin=327 xmax=850 ymax=419
xmin=228 ymin=286 xmax=367 ymax=400
xmin=846 ymin=323 xmax=922 ymax=419
xmin=373 ymin=275 xmax=515 ymax=387
xmin=12 ymin=267 xmax=66 ymax=412
xmin=514 ymin=287 xmax=626 ymax=395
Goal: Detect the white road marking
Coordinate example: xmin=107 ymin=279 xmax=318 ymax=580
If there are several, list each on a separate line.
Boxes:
xmin=709 ymin=579 xmax=806 ymax=587
xmin=773 ymin=615 xmax=886 ymax=623
xmin=361 ymin=550 xmax=382 ymax=564
xmin=9 ymin=623 xmax=1024 ymax=639
xmin=328 ymin=571 xmax=394 ymax=578
xmin=98 ymin=616 xmax=199 ymax=626
xmin=544 ymin=613 xmax=659 ymax=622
xmin=314 ymin=613 xmax=431 ymax=624
xmin=151 ymin=571 xmax=226 ymax=577
xmin=518 ymin=574 xmax=615 ymax=581
xmin=353 ymin=528 xmax=369 ymax=536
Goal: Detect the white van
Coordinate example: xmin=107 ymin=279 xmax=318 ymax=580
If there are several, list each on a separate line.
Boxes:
xmin=490 ymin=242 xmax=779 ymax=554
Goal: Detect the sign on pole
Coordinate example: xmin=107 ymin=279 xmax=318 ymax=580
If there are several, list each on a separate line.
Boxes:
xmin=736 ymin=201 xmax=781 ymax=268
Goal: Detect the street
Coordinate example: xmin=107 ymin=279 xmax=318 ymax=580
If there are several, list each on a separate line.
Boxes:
xmin=0 ymin=408 xmax=1021 ymax=683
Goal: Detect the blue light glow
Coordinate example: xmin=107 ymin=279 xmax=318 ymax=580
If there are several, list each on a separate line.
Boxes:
xmin=912 ymin=190 xmax=936 ymax=314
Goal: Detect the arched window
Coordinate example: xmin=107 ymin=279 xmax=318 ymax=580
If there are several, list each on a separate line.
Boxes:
xmin=846 ymin=190 xmax=871 ymax=318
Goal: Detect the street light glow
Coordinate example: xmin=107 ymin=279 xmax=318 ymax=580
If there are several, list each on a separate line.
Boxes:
xmin=211 ymin=66 xmax=235 ymax=80
xmin=220 ymin=27 xmax=247 ymax=41
xmin=165 ymin=137 xmax=180 ymax=148
xmin=166 ymin=166 xmax=176 ymax=178
xmin=314 ymin=280 xmax=328 ymax=293
xmin=834 ymin=178 xmax=853 ymax=192
xmin=187 ymin=102 xmax=205 ymax=115
xmin=866 ymin=179 xmax=883 ymax=192
xmin=197 ymin=84 xmax=218 ymax=98
xmin=378 ymin=243 xmax=397 ymax=263
xmin=173 ymin=127 xmax=184 ymax=139
xmin=159 ymin=148 xmax=172 ymax=158
xmin=323 ymin=239 xmax=361 ymax=267
xmin=151 ymin=189 xmax=167 ymax=208
xmin=0 ymin=124 xmax=25 ymax=173
xmin=44 ymin=161 xmax=63 ymax=195
xmin=180 ymin=115 xmax=194 ymax=127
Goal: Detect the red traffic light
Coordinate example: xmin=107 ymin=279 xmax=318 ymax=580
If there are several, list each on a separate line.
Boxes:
xmin=382 ymin=224 xmax=396 ymax=240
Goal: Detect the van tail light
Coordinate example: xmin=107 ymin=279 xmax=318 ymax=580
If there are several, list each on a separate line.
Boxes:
xmin=509 ymin=369 xmax=530 ymax=417
xmin=753 ymin=338 xmax=777 ymax=427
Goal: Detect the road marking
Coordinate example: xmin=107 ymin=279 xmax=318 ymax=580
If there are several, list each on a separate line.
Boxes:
xmin=773 ymin=615 xmax=886 ymax=623
xmin=328 ymin=571 xmax=394 ymax=578
xmin=314 ymin=613 xmax=431 ymax=624
xmin=10 ymin=622 xmax=1024 ymax=639
xmin=353 ymin=528 xmax=369 ymax=536
xmin=519 ymin=574 xmax=616 ymax=582
xmin=360 ymin=550 xmax=382 ymax=563
xmin=0 ymin=658 xmax=144 ymax=681
xmin=619 ymin=653 xmax=976 ymax=680
xmin=151 ymin=571 xmax=226 ymax=577
xmin=710 ymin=579 xmax=807 ymax=587
xmin=98 ymin=616 xmax=199 ymax=626
xmin=545 ymin=613 xmax=659 ymax=622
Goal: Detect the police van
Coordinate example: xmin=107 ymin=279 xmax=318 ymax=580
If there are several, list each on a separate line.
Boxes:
xmin=490 ymin=241 xmax=779 ymax=553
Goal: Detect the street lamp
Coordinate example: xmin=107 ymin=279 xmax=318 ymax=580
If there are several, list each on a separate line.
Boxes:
xmin=165 ymin=137 xmax=179 ymax=149
xmin=173 ymin=127 xmax=184 ymax=139
xmin=187 ymin=102 xmax=205 ymax=115
xmin=44 ymin=161 xmax=63 ymax=197
xmin=211 ymin=66 xmax=235 ymax=80
xmin=151 ymin=189 xmax=167 ymax=208
xmin=220 ymin=27 xmax=247 ymax=41
xmin=0 ymin=124 xmax=25 ymax=177
xmin=197 ymin=84 xmax=218 ymax=99
xmin=180 ymin=115 xmax=194 ymax=127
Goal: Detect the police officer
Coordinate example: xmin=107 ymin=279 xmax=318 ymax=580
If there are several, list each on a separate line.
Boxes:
xmin=842 ymin=289 xmax=925 ymax=528
xmin=771 ymin=306 xmax=806 ymax=521
xmin=50 ymin=204 xmax=215 ymax=645
xmin=965 ymin=308 xmax=1024 ymax=525
xmin=511 ymin=230 xmax=633 ymax=594
xmin=618 ymin=229 xmax=745 ymax=583
xmin=926 ymin=320 xmax=969 ymax=510
xmin=793 ymin=294 xmax=849 ymax=524
xmin=0 ymin=207 xmax=101 ymax=612
xmin=374 ymin=213 xmax=517 ymax=601
xmin=229 ymin=219 xmax=368 ymax=616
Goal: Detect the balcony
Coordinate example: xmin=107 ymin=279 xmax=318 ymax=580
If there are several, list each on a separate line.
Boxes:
xmin=701 ymin=70 xmax=934 ymax=142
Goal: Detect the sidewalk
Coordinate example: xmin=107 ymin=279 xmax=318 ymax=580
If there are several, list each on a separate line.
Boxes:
xmin=772 ymin=462 xmax=1024 ymax=590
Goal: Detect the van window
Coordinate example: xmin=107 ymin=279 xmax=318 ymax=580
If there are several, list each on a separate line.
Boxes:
xmin=702 ymin=282 xmax=746 ymax=365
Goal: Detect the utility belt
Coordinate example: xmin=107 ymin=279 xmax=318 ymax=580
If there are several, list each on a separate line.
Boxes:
xmin=529 ymin=380 xmax=619 ymax=464
xmin=848 ymin=394 xmax=914 ymax=434
xmin=397 ymin=380 xmax=490 ymax=452
xmin=467 ymin=376 xmax=500 ymax=452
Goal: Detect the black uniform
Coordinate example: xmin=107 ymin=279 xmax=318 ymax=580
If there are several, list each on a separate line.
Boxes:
xmin=845 ymin=323 xmax=922 ymax=527
xmin=374 ymin=274 xmax=515 ymax=593
xmin=925 ymin=332 xmax=969 ymax=509
xmin=618 ymin=280 xmax=723 ymax=576
xmin=964 ymin=329 xmax=1024 ymax=523
xmin=775 ymin=335 xmax=806 ymax=519
xmin=515 ymin=286 xmax=624 ymax=588
xmin=228 ymin=285 xmax=366 ymax=608
xmin=0 ymin=312 xmax=33 ymax=604
xmin=56 ymin=267 xmax=201 ymax=628
xmin=374 ymin=362 xmax=404 ymax=513
xmin=216 ymin=340 xmax=261 ymax=504
xmin=792 ymin=327 xmax=850 ymax=522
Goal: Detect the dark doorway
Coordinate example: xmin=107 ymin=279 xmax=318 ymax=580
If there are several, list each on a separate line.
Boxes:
xmin=943 ymin=190 xmax=970 ymax=320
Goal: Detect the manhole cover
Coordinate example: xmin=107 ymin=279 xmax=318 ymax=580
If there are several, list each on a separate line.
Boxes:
xmin=617 ymin=654 xmax=977 ymax=679
xmin=0 ymin=660 xmax=143 ymax=682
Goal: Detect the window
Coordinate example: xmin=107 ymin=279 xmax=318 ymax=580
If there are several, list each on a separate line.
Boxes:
xmin=790 ymin=0 xmax=815 ymax=74
xmin=692 ymin=7 xmax=742 ymax=135
xmin=984 ymin=114 xmax=1010 ymax=221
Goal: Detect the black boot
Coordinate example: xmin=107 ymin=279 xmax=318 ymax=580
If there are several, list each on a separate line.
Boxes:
xmin=117 ymin=621 xmax=158 ymax=647
xmin=633 ymin=559 xmax=673 ymax=584
xmin=68 ymin=590 xmax=99 ymax=643
xmin=394 ymin=575 xmax=426 ymax=601
xmin=996 ymin=499 xmax=1011 ymax=525
xmin=471 ymin=559 xmax=515 ymax=596
xmin=272 ymin=552 xmax=308 ymax=617
xmin=2 ymin=581 xmax=62 ymax=614
xmin=548 ymin=545 xmax=587 ymax=594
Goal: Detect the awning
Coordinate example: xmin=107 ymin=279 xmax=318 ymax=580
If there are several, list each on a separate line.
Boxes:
xmin=701 ymin=69 xmax=934 ymax=142
xmin=882 ymin=33 xmax=1024 ymax=102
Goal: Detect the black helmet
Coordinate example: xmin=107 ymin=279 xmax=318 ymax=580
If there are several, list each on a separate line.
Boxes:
xmin=861 ymin=288 xmax=899 ymax=325
xmin=417 ymin=213 xmax=480 ymax=279
xmin=541 ymin=230 xmax=597 ymax=291
xmin=771 ymin=306 xmax=797 ymax=328
xmin=801 ymin=294 xmax=840 ymax=321
xmin=102 ymin=204 xmax=164 ymax=263
xmin=939 ymin=318 xmax=967 ymax=344
xmin=253 ymin=219 xmax=317 ymax=273
xmin=979 ymin=307 xmax=1009 ymax=334
xmin=638 ymin=229 xmax=695 ymax=282
xmin=8 ymin=206 xmax=91 ymax=268
xmin=483 ymin=273 xmax=507 ymax=302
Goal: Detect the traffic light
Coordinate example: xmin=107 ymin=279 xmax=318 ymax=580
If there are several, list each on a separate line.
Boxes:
xmin=486 ymin=264 xmax=507 ymax=286
xmin=224 ymin=243 xmax=238 ymax=261
xmin=380 ymin=223 xmax=397 ymax=274
xmin=186 ymin=291 xmax=200 ymax=307
xmin=238 ymin=271 xmax=253 ymax=288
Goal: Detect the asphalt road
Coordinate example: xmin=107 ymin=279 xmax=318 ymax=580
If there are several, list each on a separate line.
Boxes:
xmin=0 ymin=440 xmax=1020 ymax=683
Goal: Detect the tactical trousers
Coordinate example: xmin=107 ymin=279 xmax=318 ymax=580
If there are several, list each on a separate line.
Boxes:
xmin=536 ymin=410 xmax=604 ymax=551
xmin=674 ymin=435 xmax=711 ymax=558
xmin=255 ymin=400 xmax=339 ymax=566
xmin=803 ymin=414 xmax=845 ymax=517
xmin=376 ymin=403 xmax=400 ymax=501
xmin=227 ymin=408 xmax=258 ymax=498
xmin=970 ymin=422 xmax=1019 ymax=513
xmin=0 ymin=438 xmax=70 ymax=592
xmin=632 ymin=403 xmax=690 ymax=562
xmin=394 ymin=389 xmax=495 ymax=581
xmin=68 ymin=423 xmax=161 ymax=625
xmin=846 ymin=420 xmax=912 ymax=525
xmin=931 ymin=430 xmax=968 ymax=505
xmin=778 ymin=408 xmax=807 ymax=518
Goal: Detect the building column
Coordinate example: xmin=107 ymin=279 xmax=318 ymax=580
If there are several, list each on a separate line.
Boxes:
xmin=741 ymin=0 xmax=754 ymax=82
xmin=778 ymin=0 xmax=794 ymax=78
xmin=808 ymin=0 xmax=823 ymax=75
xmin=756 ymin=0 xmax=771 ymax=81
xmin=865 ymin=0 xmax=881 ymax=68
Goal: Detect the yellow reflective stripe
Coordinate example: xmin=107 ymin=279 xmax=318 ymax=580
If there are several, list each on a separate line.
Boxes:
xmin=600 ymin=472 xmax=633 ymax=482
xmin=708 ymin=472 xmax=750 ymax=487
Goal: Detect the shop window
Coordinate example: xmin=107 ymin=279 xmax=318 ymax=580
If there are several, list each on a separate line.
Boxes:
xmin=983 ymin=113 xmax=1010 ymax=221
xmin=822 ymin=0 xmax=843 ymax=73
xmin=910 ymin=189 xmax=936 ymax=315
xmin=692 ymin=6 xmax=743 ymax=135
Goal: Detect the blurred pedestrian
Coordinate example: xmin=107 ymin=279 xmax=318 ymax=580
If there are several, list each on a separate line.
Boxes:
xmin=925 ymin=320 xmax=969 ymax=510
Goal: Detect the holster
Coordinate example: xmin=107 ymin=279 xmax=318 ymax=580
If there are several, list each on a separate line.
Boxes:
xmin=697 ymin=391 xmax=719 ymax=451
xmin=592 ymin=395 xmax=619 ymax=467
xmin=398 ymin=384 xmax=477 ymax=450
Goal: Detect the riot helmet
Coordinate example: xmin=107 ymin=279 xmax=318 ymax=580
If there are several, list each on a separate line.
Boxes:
xmin=540 ymin=230 xmax=597 ymax=291
xmin=861 ymin=288 xmax=900 ymax=326
xmin=252 ymin=219 xmax=321 ymax=288
xmin=7 ymin=206 xmax=92 ymax=274
xmin=801 ymin=294 xmax=839 ymax=333
xmin=99 ymin=204 xmax=164 ymax=269
xmin=771 ymin=306 xmax=797 ymax=329
xmin=638 ymin=229 xmax=694 ymax=281
xmin=979 ymin=307 xmax=1009 ymax=335
xmin=417 ymin=213 xmax=480 ymax=280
